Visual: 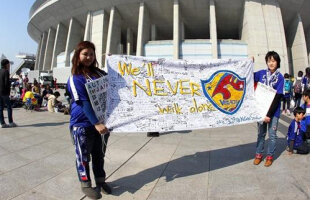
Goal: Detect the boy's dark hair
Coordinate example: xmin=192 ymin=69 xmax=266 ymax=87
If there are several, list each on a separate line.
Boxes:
xmin=303 ymin=89 xmax=310 ymax=98
xmin=1 ymin=59 xmax=9 ymax=68
xmin=298 ymin=71 xmax=303 ymax=77
xmin=284 ymin=73 xmax=289 ymax=78
xmin=54 ymin=91 xmax=60 ymax=97
xmin=265 ymin=51 xmax=281 ymax=69
xmin=293 ymin=106 xmax=305 ymax=116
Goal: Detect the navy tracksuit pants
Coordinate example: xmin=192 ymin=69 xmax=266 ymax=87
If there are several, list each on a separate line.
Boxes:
xmin=72 ymin=126 xmax=109 ymax=187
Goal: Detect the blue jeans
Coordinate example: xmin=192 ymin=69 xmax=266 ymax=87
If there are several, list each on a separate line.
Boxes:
xmin=0 ymin=96 xmax=13 ymax=124
xmin=256 ymin=116 xmax=279 ymax=157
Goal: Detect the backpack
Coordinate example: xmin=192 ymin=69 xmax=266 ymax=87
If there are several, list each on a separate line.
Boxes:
xmin=294 ymin=79 xmax=302 ymax=94
xmin=284 ymin=80 xmax=291 ymax=93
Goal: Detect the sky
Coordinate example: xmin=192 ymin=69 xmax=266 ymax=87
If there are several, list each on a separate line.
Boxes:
xmin=0 ymin=0 xmax=37 ymax=72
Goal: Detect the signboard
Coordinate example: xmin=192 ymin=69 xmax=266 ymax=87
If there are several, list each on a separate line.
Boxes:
xmin=96 ymin=55 xmax=269 ymax=132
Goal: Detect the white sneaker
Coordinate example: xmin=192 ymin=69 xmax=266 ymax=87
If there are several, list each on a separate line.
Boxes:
xmin=282 ymin=110 xmax=286 ymax=115
xmin=9 ymin=122 xmax=17 ymax=127
xmin=287 ymin=110 xmax=291 ymax=115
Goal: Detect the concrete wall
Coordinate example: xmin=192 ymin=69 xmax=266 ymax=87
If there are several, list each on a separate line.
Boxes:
xmin=64 ymin=18 xmax=83 ymax=67
xmin=180 ymin=40 xmax=212 ymax=60
xmin=218 ymin=41 xmax=248 ymax=59
xmin=144 ymin=41 xmax=173 ymax=59
xmin=241 ymin=0 xmax=268 ymax=70
xmin=262 ymin=0 xmax=289 ymax=74
xmin=241 ymin=0 xmax=288 ymax=73
xmin=287 ymin=14 xmax=309 ymax=76
xmin=51 ymin=23 xmax=68 ymax=69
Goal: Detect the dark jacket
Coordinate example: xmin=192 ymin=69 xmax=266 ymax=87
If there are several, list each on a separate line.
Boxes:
xmin=0 ymin=68 xmax=10 ymax=96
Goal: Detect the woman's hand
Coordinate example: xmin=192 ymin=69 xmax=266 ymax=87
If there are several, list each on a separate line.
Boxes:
xmin=264 ymin=116 xmax=271 ymax=123
xmin=95 ymin=123 xmax=108 ymax=134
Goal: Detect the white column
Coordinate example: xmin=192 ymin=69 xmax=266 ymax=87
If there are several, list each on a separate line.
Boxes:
xmin=287 ymin=14 xmax=309 ymax=76
xmin=151 ymin=24 xmax=157 ymax=41
xmin=241 ymin=0 xmax=268 ymax=71
xmin=65 ymin=18 xmax=83 ymax=67
xmin=173 ymin=0 xmax=180 ymax=59
xmin=210 ymin=0 xmax=218 ymax=59
xmin=43 ymin=28 xmax=56 ymax=71
xmin=51 ymin=23 xmax=68 ymax=69
xmin=136 ymin=2 xmax=150 ymax=56
xmin=38 ymin=32 xmax=48 ymax=70
xmin=34 ymin=35 xmax=43 ymax=70
xmin=127 ymin=28 xmax=133 ymax=55
xmin=84 ymin=11 xmax=92 ymax=41
xmin=89 ymin=10 xmax=109 ymax=69
xmin=306 ymin=29 xmax=310 ymax=65
xmin=263 ymin=0 xmax=289 ymax=74
xmin=106 ymin=7 xmax=121 ymax=55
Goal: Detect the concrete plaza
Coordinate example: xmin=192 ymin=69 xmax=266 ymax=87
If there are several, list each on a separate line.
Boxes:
xmin=0 ymin=106 xmax=309 ymax=200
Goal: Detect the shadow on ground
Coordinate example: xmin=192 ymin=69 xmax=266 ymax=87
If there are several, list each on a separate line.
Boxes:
xmin=18 ymin=121 xmax=69 ymax=127
xmin=109 ymin=138 xmax=287 ymax=195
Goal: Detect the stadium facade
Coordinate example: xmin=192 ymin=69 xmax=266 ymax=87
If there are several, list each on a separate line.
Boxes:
xmin=28 ymin=0 xmax=310 ymax=83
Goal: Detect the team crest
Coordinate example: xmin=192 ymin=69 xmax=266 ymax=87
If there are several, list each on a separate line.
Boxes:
xmin=201 ymin=70 xmax=246 ymax=115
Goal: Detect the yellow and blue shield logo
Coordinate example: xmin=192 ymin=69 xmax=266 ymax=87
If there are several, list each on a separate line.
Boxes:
xmin=201 ymin=70 xmax=246 ymax=115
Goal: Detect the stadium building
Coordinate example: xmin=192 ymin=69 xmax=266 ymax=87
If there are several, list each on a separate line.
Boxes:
xmin=27 ymin=0 xmax=310 ymax=84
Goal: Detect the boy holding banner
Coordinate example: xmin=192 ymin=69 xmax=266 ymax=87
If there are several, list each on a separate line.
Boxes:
xmin=253 ymin=51 xmax=284 ymax=167
xmin=67 ymin=41 xmax=111 ymax=199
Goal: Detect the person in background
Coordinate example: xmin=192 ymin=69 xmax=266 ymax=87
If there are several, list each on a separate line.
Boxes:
xmin=282 ymin=73 xmax=292 ymax=115
xmin=287 ymin=107 xmax=309 ymax=155
xmin=293 ymin=71 xmax=303 ymax=108
xmin=54 ymin=78 xmax=58 ymax=90
xmin=42 ymin=84 xmax=53 ymax=106
xmin=302 ymin=67 xmax=310 ymax=91
xmin=23 ymin=74 xmax=29 ymax=89
xmin=18 ymin=74 xmax=23 ymax=94
xmin=23 ymin=84 xmax=38 ymax=109
xmin=67 ymin=41 xmax=111 ymax=199
xmin=253 ymin=51 xmax=284 ymax=167
xmin=47 ymin=91 xmax=61 ymax=112
xmin=0 ymin=59 xmax=17 ymax=128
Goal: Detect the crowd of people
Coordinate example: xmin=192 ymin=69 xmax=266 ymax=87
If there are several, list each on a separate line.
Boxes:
xmin=0 ymin=59 xmax=71 ymax=128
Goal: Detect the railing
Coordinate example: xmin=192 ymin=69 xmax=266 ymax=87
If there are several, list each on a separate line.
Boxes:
xmin=29 ymin=0 xmax=51 ymax=18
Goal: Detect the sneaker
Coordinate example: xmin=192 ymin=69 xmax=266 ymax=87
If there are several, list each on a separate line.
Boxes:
xmin=287 ymin=110 xmax=291 ymax=115
xmin=99 ymin=182 xmax=112 ymax=194
xmin=81 ymin=187 xmax=102 ymax=199
xmin=1 ymin=123 xmax=9 ymax=128
xmin=282 ymin=110 xmax=285 ymax=115
xmin=147 ymin=132 xmax=159 ymax=137
xmin=9 ymin=122 xmax=17 ymax=128
xmin=253 ymin=154 xmax=263 ymax=165
xmin=264 ymin=156 xmax=273 ymax=167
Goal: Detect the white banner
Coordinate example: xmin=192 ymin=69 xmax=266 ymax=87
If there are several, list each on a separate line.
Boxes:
xmin=95 ymin=55 xmax=272 ymax=133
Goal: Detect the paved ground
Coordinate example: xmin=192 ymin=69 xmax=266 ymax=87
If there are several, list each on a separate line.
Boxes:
xmin=0 ymin=100 xmax=310 ymax=200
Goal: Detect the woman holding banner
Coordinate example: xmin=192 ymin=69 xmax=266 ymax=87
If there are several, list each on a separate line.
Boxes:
xmin=253 ymin=51 xmax=284 ymax=167
xmin=67 ymin=41 xmax=111 ymax=199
